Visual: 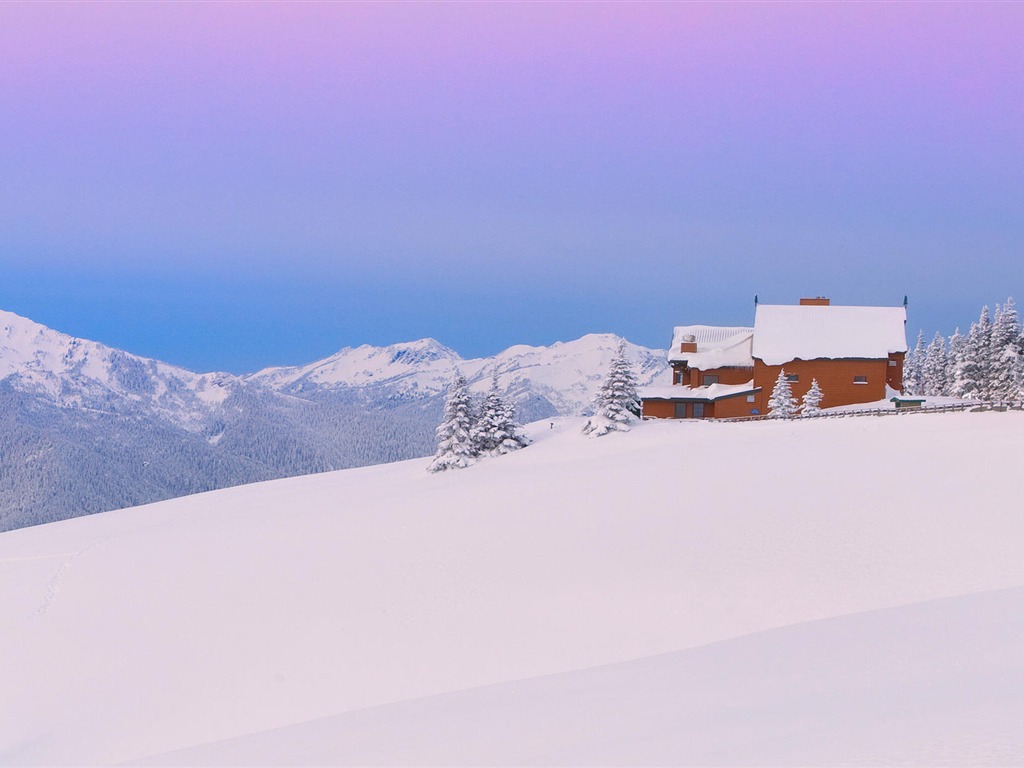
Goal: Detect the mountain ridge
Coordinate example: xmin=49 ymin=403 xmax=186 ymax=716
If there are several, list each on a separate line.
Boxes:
xmin=0 ymin=308 xmax=669 ymax=531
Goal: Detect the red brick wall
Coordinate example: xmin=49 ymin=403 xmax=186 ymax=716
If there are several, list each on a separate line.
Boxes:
xmin=714 ymin=393 xmax=759 ymax=418
xmin=641 ymin=400 xmax=676 ymax=419
xmin=886 ymin=352 xmax=904 ymax=391
xmin=688 ymin=366 xmax=754 ymax=387
xmin=753 ymin=358 xmax=890 ymax=413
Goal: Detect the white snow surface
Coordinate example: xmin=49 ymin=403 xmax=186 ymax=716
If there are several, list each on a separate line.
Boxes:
xmin=667 ymin=325 xmax=754 ymax=368
xmin=823 ymin=394 xmax=975 ymax=412
xmin=2 ymin=412 xmax=1024 ymax=765
xmin=752 ymin=303 xmax=908 ymax=365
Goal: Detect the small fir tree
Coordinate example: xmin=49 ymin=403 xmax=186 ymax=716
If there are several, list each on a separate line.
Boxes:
xmin=472 ymin=374 xmax=530 ymax=456
xmin=947 ymin=327 xmax=968 ymax=397
xmin=989 ymin=298 xmax=1020 ymax=401
xmin=582 ymin=339 xmax=640 ymax=436
xmin=903 ymin=330 xmax=925 ymax=396
xmin=767 ymin=369 xmax=798 ymax=419
xmin=427 ymin=373 xmax=478 ymax=472
xmin=800 ymin=378 xmax=824 ymax=415
xmin=960 ymin=307 xmax=992 ymax=400
xmin=922 ymin=332 xmax=948 ymax=397
xmin=1017 ymin=323 xmax=1024 ymax=403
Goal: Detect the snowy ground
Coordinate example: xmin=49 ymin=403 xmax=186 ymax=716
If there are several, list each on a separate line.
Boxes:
xmin=2 ymin=412 xmax=1023 ymax=765
xmin=823 ymin=394 xmax=980 ymax=412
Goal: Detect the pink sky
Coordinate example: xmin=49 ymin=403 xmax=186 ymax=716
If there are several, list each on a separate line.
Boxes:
xmin=1 ymin=2 xmax=1022 ymax=370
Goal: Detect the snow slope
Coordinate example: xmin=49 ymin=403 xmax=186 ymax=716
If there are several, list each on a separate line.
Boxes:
xmin=140 ymin=587 xmax=1024 ymax=767
xmin=2 ymin=412 xmax=1023 ymax=765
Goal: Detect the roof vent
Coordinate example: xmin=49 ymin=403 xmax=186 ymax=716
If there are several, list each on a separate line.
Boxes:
xmin=683 ymin=334 xmax=696 ymax=343
xmin=799 ymin=297 xmax=830 ymax=306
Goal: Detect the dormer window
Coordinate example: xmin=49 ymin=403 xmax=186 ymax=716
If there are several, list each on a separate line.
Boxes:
xmin=702 ymin=374 xmax=720 ymax=386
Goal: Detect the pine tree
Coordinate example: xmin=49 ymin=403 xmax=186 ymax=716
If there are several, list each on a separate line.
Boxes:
xmin=582 ymin=339 xmax=640 ymax=436
xmin=767 ymin=369 xmax=798 ymax=419
xmin=1017 ymin=323 xmax=1024 ymax=403
xmin=922 ymin=331 xmax=948 ymax=397
xmin=472 ymin=374 xmax=530 ymax=456
xmin=427 ymin=373 xmax=478 ymax=472
xmin=960 ymin=307 xmax=992 ymax=400
xmin=903 ymin=330 xmax=925 ymax=396
xmin=800 ymin=378 xmax=824 ymax=416
xmin=947 ymin=327 xmax=968 ymax=397
xmin=989 ymin=298 xmax=1020 ymax=402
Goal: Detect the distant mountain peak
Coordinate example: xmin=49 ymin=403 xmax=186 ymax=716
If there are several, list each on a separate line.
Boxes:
xmin=384 ymin=338 xmax=460 ymax=365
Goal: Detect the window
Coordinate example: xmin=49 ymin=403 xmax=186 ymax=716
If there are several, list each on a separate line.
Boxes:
xmin=853 ymin=375 xmax=868 ymax=384
xmin=746 ymin=395 xmax=756 ymax=403
xmin=692 ymin=403 xmax=705 ymax=418
xmin=674 ymin=402 xmax=687 ymax=418
xmin=702 ymin=374 xmax=719 ymax=386
xmin=785 ymin=373 xmax=799 ymax=382
xmin=888 ymin=360 xmax=897 ymax=367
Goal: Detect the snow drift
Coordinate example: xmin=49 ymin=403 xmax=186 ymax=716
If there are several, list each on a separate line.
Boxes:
xmin=1 ymin=412 xmax=1023 ymax=765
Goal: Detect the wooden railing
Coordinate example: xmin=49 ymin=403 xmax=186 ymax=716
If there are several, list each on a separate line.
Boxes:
xmin=717 ymin=400 xmax=1022 ymax=423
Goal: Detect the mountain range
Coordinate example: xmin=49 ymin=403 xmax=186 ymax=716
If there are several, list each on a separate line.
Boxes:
xmin=0 ymin=308 xmax=668 ymax=531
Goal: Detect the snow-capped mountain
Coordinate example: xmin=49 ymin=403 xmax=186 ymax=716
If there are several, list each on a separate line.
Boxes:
xmin=0 ymin=309 xmax=669 ymax=531
xmin=0 ymin=309 xmax=238 ymax=429
xmin=250 ymin=337 xmax=463 ymax=393
xmin=249 ymin=333 xmax=669 ymax=417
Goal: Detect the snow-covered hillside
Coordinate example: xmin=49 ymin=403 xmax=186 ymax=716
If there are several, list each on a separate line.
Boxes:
xmin=2 ymin=412 xmax=1022 ymax=765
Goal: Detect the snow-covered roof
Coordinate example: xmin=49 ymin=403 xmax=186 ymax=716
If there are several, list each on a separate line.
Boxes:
xmin=668 ymin=325 xmax=754 ymax=368
xmin=751 ymin=305 xmax=908 ymax=366
xmin=640 ymin=381 xmax=759 ymax=402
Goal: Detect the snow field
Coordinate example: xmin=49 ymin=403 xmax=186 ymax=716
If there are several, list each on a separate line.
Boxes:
xmin=1 ymin=412 xmax=1023 ymax=765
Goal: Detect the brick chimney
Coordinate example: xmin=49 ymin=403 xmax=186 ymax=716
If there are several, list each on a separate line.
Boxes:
xmin=799 ymin=297 xmax=830 ymax=306
xmin=679 ymin=334 xmax=697 ymax=353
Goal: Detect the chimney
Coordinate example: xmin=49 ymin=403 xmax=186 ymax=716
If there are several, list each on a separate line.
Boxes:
xmin=799 ymin=297 xmax=830 ymax=306
xmin=679 ymin=334 xmax=697 ymax=353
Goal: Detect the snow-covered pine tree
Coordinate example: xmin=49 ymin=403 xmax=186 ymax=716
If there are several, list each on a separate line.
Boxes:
xmin=947 ymin=327 xmax=968 ymax=397
xmin=989 ymin=298 xmax=1020 ymax=402
xmin=903 ymin=330 xmax=925 ymax=396
xmin=922 ymin=331 xmax=948 ymax=397
xmin=800 ymin=378 xmax=824 ymax=416
xmin=960 ymin=307 xmax=992 ymax=400
xmin=582 ymin=339 xmax=640 ymax=437
xmin=427 ymin=372 xmax=478 ymax=472
xmin=767 ymin=369 xmax=798 ymax=419
xmin=472 ymin=374 xmax=530 ymax=456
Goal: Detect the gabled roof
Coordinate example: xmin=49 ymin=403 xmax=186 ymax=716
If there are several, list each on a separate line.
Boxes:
xmin=751 ymin=304 xmax=908 ymax=365
xmin=668 ymin=325 xmax=754 ymax=368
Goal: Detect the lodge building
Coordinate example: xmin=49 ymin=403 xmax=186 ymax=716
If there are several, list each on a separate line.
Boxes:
xmin=640 ymin=298 xmax=908 ymax=419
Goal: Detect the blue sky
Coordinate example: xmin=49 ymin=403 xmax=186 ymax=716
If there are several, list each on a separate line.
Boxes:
xmin=2 ymin=2 xmax=1022 ymax=372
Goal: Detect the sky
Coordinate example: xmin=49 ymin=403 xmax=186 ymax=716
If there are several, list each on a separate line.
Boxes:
xmin=1 ymin=1 xmax=1023 ymax=373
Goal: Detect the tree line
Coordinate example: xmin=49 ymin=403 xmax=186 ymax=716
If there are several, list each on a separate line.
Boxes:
xmin=903 ymin=298 xmax=1022 ymax=401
